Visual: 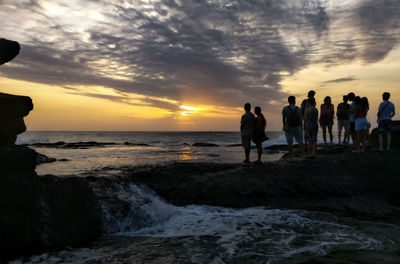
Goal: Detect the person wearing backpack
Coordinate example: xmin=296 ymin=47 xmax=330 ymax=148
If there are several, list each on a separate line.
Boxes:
xmin=377 ymin=92 xmax=395 ymax=152
xmin=282 ymin=96 xmax=304 ymax=158
xmin=336 ymin=95 xmax=350 ymax=144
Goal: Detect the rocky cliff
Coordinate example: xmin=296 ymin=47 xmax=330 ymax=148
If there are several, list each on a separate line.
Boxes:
xmin=0 ymin=39 xmax=101 ymax=261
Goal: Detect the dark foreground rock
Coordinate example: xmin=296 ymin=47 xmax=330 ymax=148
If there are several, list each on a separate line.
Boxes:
xmin=0 ymin=146 xmax=101 ymax=261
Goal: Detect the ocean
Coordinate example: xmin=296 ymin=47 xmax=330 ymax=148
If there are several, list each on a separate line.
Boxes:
xmin=11 ymin=131 xmax=394 ymax=263
xmin=17 ymin=131 xmax=287 ymax=175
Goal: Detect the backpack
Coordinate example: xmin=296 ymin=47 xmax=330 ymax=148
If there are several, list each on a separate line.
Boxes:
xmin=287 ymin=107 xmax=301 ymax=127
xmin=337 ymin=103 xmax=349 ymax=120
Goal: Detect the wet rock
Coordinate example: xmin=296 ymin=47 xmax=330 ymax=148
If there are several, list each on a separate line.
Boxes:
xmin=124 ymin=142 xmax=149 ymax=146
xmin=36 ymin=152 xmax=57 ymax=165
xmin=31 ymin=141 xmax=116 ymax=149
xmin=192 ymin=143 xmax=219 ymax=147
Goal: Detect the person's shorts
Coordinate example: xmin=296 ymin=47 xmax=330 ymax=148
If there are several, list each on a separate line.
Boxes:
xmin=242 ymin=135 xmax=251 ymax=149
xmin=378 ymin=120 xmax=392 ymax=134
xmin=350 ymin=121 xmax=355 ymax=132
xmin=319 ymin=117 xmax=334 ymax=127
xmin=285 ymin=126 xmax=303 ymax=145
xmin=355 ymin=118 xmax=369 ymax=131
xmin=338 ymin=120 xmax=350 ymax=131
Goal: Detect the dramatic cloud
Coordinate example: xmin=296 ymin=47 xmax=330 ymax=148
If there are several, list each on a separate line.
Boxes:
xmin=323 ymin=76 xmax=358 ymax=83
xmin=1 ymin=0 xmax=399 ymax=112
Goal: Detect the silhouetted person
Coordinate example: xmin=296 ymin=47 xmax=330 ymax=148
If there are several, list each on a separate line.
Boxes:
xmin=301 ymin=90 xmax=316 ymax=150
xmin=240 ymin=103 xmax=255 ymax=163
xmin=282 ymin=96 xmax=304 ymax=159
xmin=336 ymin=95 xmax=350 ymax=144
xmin=319 ymin=96 xmax=334 ymax=146
xmin=348 ymin=92 xmax=356 ymax=145
xmin=304 ymin=98 xmax=318 ymax=157
xmin=353 ymin=96 xmax=368 ymax=153
xmin=377 ymin=92 xmax=395 ymax=152
xmin=252 ymin=106 xmax=267 ymax=163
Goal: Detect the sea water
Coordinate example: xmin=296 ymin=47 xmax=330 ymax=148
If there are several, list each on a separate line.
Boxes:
xmin=17 ymin=131 xmax=287 ymax=175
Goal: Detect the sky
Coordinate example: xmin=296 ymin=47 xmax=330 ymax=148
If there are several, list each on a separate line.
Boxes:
xmin=1 ymin=0 xmax=399 ymax=131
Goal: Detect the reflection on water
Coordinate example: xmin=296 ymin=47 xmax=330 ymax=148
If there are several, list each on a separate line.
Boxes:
xmin=179 ymin=147 xmax=195 ymax=161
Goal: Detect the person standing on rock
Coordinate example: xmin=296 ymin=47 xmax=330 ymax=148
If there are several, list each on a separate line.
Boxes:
xmin=241 ymin=103 xmax=255 ymax=163
xmin=377 ymin=92 xmax=395 ymax=152
xmin=282 ymin=96 xmax=304 ymax=159
xmin=319 ymin=96 xmax=335 ymax=146
xmin=353 ymin=96 xmax=369 ymax=153
xmin=304 ymin=98 xmax=319 ymax=157
xmin=301 ymin=90 xmax=316 ymax=150
xmin=336 ymin=95 xmax=350 ymax=144
xmin=252 ymin=106 xmax=268 ymax=164
xmin=348 ymin=92 xmax=356 ymax=146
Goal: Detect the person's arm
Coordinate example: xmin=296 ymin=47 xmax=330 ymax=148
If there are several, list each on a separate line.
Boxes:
xmin=240 ymin=115 xmax=244 ymax=132
xmin=392 ymin=104 xmax=395 ymax=118
xmin=331 ymin=104 xmax=335 ymax=119
xmin=282 ymin=108 xmax=287 ymax=130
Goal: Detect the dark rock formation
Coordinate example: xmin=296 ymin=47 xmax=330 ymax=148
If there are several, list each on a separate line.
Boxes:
xmin=0 ymin=146 xmax=102 ymax=261
xmin=36 ymin=152 xmax=57 ymax=165
xmin=0 ymin=38 xmax=20 ymax=65
xmin=0 ymin=39 xmax=33 ymax=147
xmin=30 ymin=141 xmax=117 ymax=149
xmin=0 ymin=92 xmax=34 ymax=146
xmin=371 ymin=120 xmax=400 ymax=149
xmin=192 ymin=142 xmax=219 ymax=147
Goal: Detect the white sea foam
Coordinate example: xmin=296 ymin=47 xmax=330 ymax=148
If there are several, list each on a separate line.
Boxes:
xmin=97 ymin=183 xmax=382 ymax=261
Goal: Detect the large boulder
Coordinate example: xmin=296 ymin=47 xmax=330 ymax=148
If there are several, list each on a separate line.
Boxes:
xmin=0 ymin=38 xmax=20 ymax=65
xmin=0 ymin=92 xmax=34 ymax=146
xmin=370 ymin=120 xmax=400 ymax=148
xmin=0 ymin=146 xmax=102 ymax=261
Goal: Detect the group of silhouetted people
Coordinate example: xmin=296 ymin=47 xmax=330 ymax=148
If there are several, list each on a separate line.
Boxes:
xmin=240 ymin=91 xmax=395 ymax=163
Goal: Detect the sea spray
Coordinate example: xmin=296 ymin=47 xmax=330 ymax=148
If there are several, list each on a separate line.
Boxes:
xmin=92 ymin=181 xmax=382 ymax=261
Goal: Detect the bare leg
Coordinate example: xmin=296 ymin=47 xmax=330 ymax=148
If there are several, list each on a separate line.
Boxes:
xmin=299 ymin=142 xmax=304 ymax=159
xmin=244 ymin=148 xmax=250 ymax=162
xmin=328 ymin=125 xmax=333 ymax=145
xmin=344 ymin=128 xmax=349 ymax=144
xmin=361 ymin=130 xmax=367 ymax=152
xmin=322 ymin=125 xmax=327 ymax=146
xmin=355 ymin=131 xmax=361 ymax=153
xmin=257 ymin=142 xmax=262 ymax=161
xmin=387 ymin=133 xmax=392 ymax=151
xmin=378 ymin=134 xmax=384 ymax=151
xmin=288 ymin=143 xmax=293 ymax=158
xmin=338 ymin=126 xmax=342 ymax=144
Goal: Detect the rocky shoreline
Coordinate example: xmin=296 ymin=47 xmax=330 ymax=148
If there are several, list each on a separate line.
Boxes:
xmin=1 ymin=125 xmax=400 ymax=262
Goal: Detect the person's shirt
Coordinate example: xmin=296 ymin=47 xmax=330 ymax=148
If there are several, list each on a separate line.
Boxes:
xmin=304 ymin=107 xmax=318 ymax=126
xmin=336 ymin=102 xmax=350 ymax=120
xmin=301 ymin=99 xmax=310 ymax=117
xmin=354 ymin=105 xmax=367 ymax=119
xmin=255 ymin=115 xmax=266 ymax=132
xmin=349 ymin=101 xmax=356 ymax=122
xmin=282 ymin=104 xmax=302 ymax=128
xmin=320 ymin=103 xmax=334 ymax=119
xmin=241 ymin=111 xmax=255 ymax=137
xmin=378 ymin=101 xmax=395 ymax=121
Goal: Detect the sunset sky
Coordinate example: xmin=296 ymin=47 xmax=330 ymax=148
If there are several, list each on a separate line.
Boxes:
xmin=1 ymin=0 xmax=399 ymax=131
